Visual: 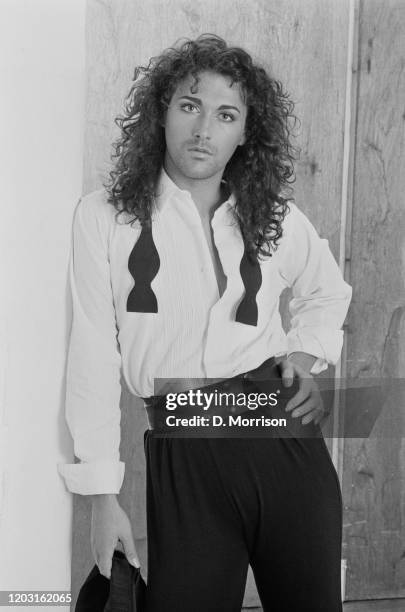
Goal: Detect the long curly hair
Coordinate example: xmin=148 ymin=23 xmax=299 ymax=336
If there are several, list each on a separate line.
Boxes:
xmin=105 ymin=34 xmax=299 ymax=258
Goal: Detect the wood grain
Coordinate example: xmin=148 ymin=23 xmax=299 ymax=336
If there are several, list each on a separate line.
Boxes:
xmin=342 ymin=0 xmax=405 ymax=600
xmin=84 ymin=0 xmax=349 ymax=252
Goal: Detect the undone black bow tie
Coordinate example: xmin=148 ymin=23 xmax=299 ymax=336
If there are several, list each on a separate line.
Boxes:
xmin=126 ymin=223 xmax=160 ymax=313
xmin=126 ymin=223 xmax=262 ymax=326
xmin=235 ymin=246 xmax=262 ymax=326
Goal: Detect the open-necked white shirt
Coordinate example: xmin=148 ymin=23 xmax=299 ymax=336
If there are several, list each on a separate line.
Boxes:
xmin=58 ymin=170 xmax=352 ymax=494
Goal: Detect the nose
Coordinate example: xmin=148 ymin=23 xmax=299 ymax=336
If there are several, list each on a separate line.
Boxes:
xmin=192 ymin=112 xmax=212 ymax=140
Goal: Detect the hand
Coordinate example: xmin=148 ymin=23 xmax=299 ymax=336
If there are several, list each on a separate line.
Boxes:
xmin=278 ymin=356 xmax=325 ymax=425
xmin=90 ymin=494 xmax=140 ymax=579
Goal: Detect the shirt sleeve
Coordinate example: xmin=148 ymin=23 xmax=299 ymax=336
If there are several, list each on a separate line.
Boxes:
xmin=280 ymin=204 xmax=352 ymax=374
xmin=57 ymin=193 xmax=125 ymax=495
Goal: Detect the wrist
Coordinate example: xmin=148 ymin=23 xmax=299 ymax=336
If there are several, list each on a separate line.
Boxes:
xmin=287 ymin=351 xmax=317 ymax=374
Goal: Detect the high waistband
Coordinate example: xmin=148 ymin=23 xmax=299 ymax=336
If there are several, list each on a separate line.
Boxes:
xmin=140 ymin=357 xmax=324 ymax=438
xmin=142 ymin=356 xmax=278 ymax=410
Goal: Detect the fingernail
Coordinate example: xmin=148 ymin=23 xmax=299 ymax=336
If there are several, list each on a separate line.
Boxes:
xmin=130 ymin=557 xmax=140 ymax=568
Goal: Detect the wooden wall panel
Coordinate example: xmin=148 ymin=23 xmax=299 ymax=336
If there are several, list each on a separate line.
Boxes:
xmin=84 ymin=0 xmax=349 ymax=252
xmin=72 ymin=0 xmax=351 ymax=607
xmin=343 ymin=0 xmax=405 ymax=601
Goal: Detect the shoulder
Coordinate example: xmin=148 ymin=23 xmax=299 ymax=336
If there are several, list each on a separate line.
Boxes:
xmin=281 ymin=200 xmax=320 ymax=242
xmin=273 ymin=200 xmax=324 ymax=263
xmin=282 ymin=200 xmax=314 ymax=228
xmin=74 ymin=188 xmax=118 ymax=238
xmin=75 ymin=188 xmax=115 ymax=222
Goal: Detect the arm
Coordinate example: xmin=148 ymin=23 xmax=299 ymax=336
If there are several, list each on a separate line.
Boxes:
xmin=278 ymin=204 xmax=352 ymax=423
xmin=281 ymin=204 xmax=352 ymax=374
xmin=58 ymin=193 xmax=140 ymax=576
xmin=57 ymin=193 xmax=124 ymax=495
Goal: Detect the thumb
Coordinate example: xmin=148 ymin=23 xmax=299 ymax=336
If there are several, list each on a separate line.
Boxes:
xmin=120 ymin=532 xmax=140 ymax=568
xmin=280 ymin=359 xmax=295 ymax=388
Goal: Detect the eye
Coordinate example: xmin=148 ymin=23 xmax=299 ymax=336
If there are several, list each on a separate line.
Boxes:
xmin=219 ymin=112 xmax=235 ymax=122
xmin=181 ymin=102 xmax=199 ymax=113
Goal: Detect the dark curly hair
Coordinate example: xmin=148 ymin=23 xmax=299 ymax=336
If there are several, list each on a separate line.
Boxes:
xmin=105 ymin=34 xmax=299 ymax=258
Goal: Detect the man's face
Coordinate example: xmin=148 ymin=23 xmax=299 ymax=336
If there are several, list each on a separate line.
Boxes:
xmin=163 ymin=70 xmax=247 ymax=183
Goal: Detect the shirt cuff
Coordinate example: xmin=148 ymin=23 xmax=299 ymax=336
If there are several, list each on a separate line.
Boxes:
xmin=308 ymin=357 xmax=329 ymax=375
xmin=57 ymin=460 xmax=125 ymax=495
xmin=287 ymin=326 xmax=344 ymax=374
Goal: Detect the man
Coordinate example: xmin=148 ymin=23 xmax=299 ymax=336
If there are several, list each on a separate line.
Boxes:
xmin=59 ymin=35 xmax=351 ymax=611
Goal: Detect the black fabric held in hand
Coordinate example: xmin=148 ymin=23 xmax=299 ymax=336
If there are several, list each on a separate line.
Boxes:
xmin=127 ymin=224 xmax=160 ymax=313
xmin=75 ymin=550 xmax=146 ymax=612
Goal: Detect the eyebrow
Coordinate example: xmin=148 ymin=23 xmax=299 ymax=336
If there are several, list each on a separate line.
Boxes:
xmin=177 ymin=95 xmax=241 ymax=114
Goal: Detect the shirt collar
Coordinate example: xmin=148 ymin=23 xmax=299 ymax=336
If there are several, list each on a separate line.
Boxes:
xmin=155 ymin=167 xmax=236 ymax=214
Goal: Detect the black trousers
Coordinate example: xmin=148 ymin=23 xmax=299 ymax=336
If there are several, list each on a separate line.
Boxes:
xmin=143 ymin=367 xmax=343 ymax=612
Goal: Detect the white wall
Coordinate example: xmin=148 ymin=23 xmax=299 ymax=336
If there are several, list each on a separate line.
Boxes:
xmin=0 ymin=0 xmax=85 ymax=609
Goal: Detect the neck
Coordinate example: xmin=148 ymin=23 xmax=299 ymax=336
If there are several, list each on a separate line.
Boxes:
xmin=163 ymin=159 xmax=224 ymax=220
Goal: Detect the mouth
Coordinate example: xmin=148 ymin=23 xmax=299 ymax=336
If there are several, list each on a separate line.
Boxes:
xmin=188 ymin=146 xmax=213 ymax=156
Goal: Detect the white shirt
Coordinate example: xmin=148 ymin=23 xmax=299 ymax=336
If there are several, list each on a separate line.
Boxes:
xmin=58 ymin=169 xmax=352 ymax=495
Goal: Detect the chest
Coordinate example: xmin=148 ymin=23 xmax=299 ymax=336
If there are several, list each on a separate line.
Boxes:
xmin=199 ymin=217 xmax=227 ymax=298
xmin=110 ymin=214 xmax=287 ymax=322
